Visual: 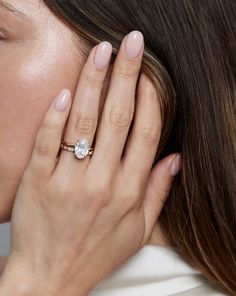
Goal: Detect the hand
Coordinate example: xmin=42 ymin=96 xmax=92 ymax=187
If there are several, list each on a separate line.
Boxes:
xmin=0 ymin=31 xmax=181 ymax=295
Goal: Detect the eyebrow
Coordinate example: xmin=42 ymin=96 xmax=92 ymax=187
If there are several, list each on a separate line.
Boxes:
xmin=0 ymin=1 xmax=31 ymax=21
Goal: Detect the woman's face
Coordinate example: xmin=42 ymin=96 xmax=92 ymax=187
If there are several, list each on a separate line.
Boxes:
xmin=0 ymin=0 xmax=108 ymax=221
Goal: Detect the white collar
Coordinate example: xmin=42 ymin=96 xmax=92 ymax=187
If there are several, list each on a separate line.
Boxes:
xmin=89 ymin=245 xmax=221 ymax=295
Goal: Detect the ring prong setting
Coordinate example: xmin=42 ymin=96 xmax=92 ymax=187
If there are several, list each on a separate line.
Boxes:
xmin=74 ymin=138 xmax=90 ymax=159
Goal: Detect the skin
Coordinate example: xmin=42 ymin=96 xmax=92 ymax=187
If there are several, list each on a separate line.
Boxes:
xmin=0 ymin=0 xmax=169 ymax=244
xmin=0 ymin=1 xmax=177 ymax=289
xmin=0 ymin=0 xmax=83 ymax=222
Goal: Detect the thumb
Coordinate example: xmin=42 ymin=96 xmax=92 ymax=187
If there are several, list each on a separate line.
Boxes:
xmin=141 ymin=153 xmax=182 ymax=245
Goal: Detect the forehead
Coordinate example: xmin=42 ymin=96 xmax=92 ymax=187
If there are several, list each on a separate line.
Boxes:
xmin=0 ymin=0 xmax=43 ymax=18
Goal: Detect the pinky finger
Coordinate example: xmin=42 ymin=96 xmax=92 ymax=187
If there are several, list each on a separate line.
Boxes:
xmin=27 ymin=89 xmax=72 ymax=179
xmin=141 ymin=153 xmax=182 ymax=246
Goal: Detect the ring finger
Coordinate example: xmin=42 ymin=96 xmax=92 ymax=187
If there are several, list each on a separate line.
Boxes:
xmin=122 ymin=73 xmax=162 ymax=187
xmin=59 ymin=41 xmax=113 ymax=169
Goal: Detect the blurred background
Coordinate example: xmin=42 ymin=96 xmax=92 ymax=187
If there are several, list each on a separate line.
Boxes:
xmin=0 ymin=223 xmax=10 ymax=256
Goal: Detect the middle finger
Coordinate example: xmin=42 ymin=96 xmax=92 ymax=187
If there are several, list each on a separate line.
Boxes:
xmin=89 ymin=30 xmax=144 ymax=173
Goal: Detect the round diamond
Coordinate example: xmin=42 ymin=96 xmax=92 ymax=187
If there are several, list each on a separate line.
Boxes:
xmin=74 ymin=139 xmax=90 ymax=159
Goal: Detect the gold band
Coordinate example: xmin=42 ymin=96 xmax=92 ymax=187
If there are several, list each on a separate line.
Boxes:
xmin=60 ymin=140 xmax=94 ymax=156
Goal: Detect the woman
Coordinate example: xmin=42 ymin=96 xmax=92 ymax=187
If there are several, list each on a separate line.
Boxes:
xmin=0 ymin=0 xmax=235 ymax=295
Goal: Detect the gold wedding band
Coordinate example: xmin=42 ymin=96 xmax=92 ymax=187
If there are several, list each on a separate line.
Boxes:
xmin=60 ymin=139 xmax=94 ymax=159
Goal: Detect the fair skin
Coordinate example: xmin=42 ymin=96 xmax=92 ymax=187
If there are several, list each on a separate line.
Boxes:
xmin=0 ymin=0 xmax=180 ymax=294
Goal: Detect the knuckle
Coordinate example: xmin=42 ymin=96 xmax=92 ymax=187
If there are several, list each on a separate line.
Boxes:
xmin=41 ymin=117 xmax=59 ymax=133
xmin=146 ymin=81 xmax=158 ymax=99
xmin=75 ymin=115 xmax=97 ymax=135
xmin=160 ymin=187 xmax=171 ymax=199
xmin=86 ymin=177 xmax=111 ymax=205
xmin=158 ymin=190 xmax=169 ymax=207
xmin=54 ymin=177 xmax=80 ymax=199
xmin=87 ymin=182 xmax=109 ymax=199
xmin=109 ymin=106 xmax=133 ymax=129
xmin=85 ymin=71 xmax=103 ymax=90
xmin=56 ymin=180 xmax=73 ymax=196
xmin=34 ymin=142 xmax=55 ymax=157
xmin=116 ymin=62 xmax=139 ymax=80
xmin=124 ymin=194 xmax=139 ymax=211
xmin=120 ymin=186 xmax=141 ymax=211
xmin=140 ymin=125 xmax=159 ymax=146
xmin=149 ymin=182 xmax=170 ymax=207
xmin=20 ymin=171 xmax=35 ymax=193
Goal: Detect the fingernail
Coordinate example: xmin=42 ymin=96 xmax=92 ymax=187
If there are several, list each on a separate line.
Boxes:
xmin=54 ymin=89 xmax=71 ymax=111
xmin=170 ymin=154 xmax=182 ymax=176
xmin=124 ymin=30 xmax=144 ymax=58
xmin=93 ymin=41 xmax=112 ymax=69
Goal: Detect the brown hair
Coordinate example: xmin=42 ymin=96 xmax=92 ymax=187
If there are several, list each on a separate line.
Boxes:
xmin=43 ymin=1 xmax=236 ymax=294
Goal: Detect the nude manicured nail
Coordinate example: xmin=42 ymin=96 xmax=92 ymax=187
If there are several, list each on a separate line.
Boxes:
xmin=124 ymin=30 xmax=144 ymax=58
xmin=93 ymin=41 xmax=112 ymax=69
xmin=170 ymin=154 xmax=182 ymax=176
xmin=54 ymin=89 xmax=71 ymax=111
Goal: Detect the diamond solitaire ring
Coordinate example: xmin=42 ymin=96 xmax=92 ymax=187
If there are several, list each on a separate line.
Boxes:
xmin=60 ymin=138 xmax=94 ymax=159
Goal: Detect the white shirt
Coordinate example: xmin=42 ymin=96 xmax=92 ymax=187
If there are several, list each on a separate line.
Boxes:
xmin=89 ymin=245 xmax=227 ymax=296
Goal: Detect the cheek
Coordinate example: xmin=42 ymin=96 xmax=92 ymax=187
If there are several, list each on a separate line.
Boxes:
xmin=0 ymin=39 xmax=80 ymax=180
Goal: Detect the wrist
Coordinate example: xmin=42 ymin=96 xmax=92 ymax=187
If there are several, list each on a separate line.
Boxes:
xmin=0 ymin=253 xmax=90 ymax=296
xmin=0 ymin=257 xmax=44 ymax=296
